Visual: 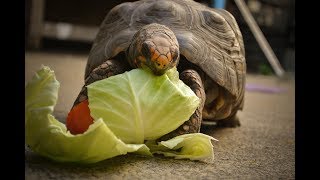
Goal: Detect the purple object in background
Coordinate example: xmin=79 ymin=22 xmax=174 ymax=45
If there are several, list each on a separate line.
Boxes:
xmin=245 ymin=84 xmax=286 ymax=93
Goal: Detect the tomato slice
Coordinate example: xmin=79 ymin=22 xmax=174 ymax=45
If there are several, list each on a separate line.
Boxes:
xmin=66 ymin=99 xmax=94 ymax=135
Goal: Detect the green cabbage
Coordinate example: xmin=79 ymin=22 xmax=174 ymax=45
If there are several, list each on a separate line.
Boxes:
xmin=25 ymin=66 xmax=151 ymax=163
xmin=146 ymin=133 xmax=218 ymax=161
xmin=25 ymin=66 xmax=216 ymax=163
xmin=87 ymin=68 xmax=200 ymax=144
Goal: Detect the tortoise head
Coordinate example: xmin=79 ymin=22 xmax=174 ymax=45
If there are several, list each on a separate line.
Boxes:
xmin=126 ymin=23 xmax=180 ymax=75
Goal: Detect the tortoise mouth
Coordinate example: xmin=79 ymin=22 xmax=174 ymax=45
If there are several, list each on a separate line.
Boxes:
xmin=112 ymin=52 xmax=192 ymax=76
xmin=153 ymin=69 xmax=168 ymax=76
xmin=141 ymin=63 xmax=169 ymax=76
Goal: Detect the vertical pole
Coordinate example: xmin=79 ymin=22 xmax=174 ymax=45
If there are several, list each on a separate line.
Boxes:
xmin=234 ymin=0 xmax=285 ymax=77
xmin=28 ymin=0 xmax=45 ymax=49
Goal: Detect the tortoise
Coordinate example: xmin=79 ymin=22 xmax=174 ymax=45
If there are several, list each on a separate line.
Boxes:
xmin=72 ymin=0 xmax=246 ymax=140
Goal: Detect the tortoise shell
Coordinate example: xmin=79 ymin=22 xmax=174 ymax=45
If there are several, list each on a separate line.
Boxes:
xmin=85 ymin=0 xmax=246 ymax=109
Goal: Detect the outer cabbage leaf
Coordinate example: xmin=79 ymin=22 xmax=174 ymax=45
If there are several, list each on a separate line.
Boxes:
xmin=25 ymin=66 xmax=215 ymax=163
xmin=25 ymin=66 xmax=151 ymax=163
xmin=87 ymin=68 xmax=200 ymax=144
xmin=146 ymin=133 xmax=218 ymax=161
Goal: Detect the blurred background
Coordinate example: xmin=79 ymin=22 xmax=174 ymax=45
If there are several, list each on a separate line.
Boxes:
xmin=25 ymin=0 xmax=295 ymax=75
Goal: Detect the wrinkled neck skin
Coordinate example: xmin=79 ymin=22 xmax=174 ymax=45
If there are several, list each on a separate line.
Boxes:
xmin=126 ymin=23 xmax=180 ymax=76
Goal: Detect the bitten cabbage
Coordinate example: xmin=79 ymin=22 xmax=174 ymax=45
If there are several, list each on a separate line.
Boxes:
xmin=25 ymin=66 xmax=216 ymax=163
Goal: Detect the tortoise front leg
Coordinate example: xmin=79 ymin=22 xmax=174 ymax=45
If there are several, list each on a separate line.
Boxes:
xmin=158 ymin=69 xmax=206 ymax=141
xmin=72 ymin=59 xmax=130 ymax=108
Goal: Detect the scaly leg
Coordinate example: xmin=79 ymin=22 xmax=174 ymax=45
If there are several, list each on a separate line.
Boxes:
xmin=72 ymin=59 xmax=130 ymax=107
xmin=158 ymin=69 xmax=206 ymax=141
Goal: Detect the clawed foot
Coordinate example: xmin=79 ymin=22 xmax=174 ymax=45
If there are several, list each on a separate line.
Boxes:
xmin=216 ymin=114 xmax=240 ymax=127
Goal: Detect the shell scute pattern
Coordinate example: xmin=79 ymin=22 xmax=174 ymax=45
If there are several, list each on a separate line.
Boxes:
xmin=86 ymin=0 xmax=246 ymax=105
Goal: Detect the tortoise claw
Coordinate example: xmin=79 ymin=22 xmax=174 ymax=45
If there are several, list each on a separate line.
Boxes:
xmin=216 ymin=113 xmax=241 ymax=127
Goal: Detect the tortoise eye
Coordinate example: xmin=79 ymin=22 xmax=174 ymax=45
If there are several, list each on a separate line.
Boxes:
xmin=170 ymin=53 xmax=175 ymax=63
xmin=141 ymin=42 xmax=152 ymax=58
xmin=170 ymin=48 xmax=179 ymax=62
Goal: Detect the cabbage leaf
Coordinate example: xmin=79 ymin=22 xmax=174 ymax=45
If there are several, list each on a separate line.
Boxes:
xmin=87 ymin=68 xmax=200 ymax=144
xmin=25 ymin=66 xmax=216 ymax=163
xmin=25 ymin=66 xmax=151 ymax=163
xmin=146 ymin=133 xmax=218 ymax=161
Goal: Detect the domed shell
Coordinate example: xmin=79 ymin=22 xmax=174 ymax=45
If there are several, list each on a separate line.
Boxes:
xmin=85 ymin=0 xmax=246 ymax=102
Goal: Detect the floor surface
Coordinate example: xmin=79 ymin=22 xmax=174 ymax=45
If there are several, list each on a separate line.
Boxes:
xmin=25 ymin=51 xmax=295 ymax=179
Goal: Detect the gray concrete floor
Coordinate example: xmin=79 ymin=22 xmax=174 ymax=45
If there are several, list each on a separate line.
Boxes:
xmin=25 ymin=51 xmax=295 ymax=179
